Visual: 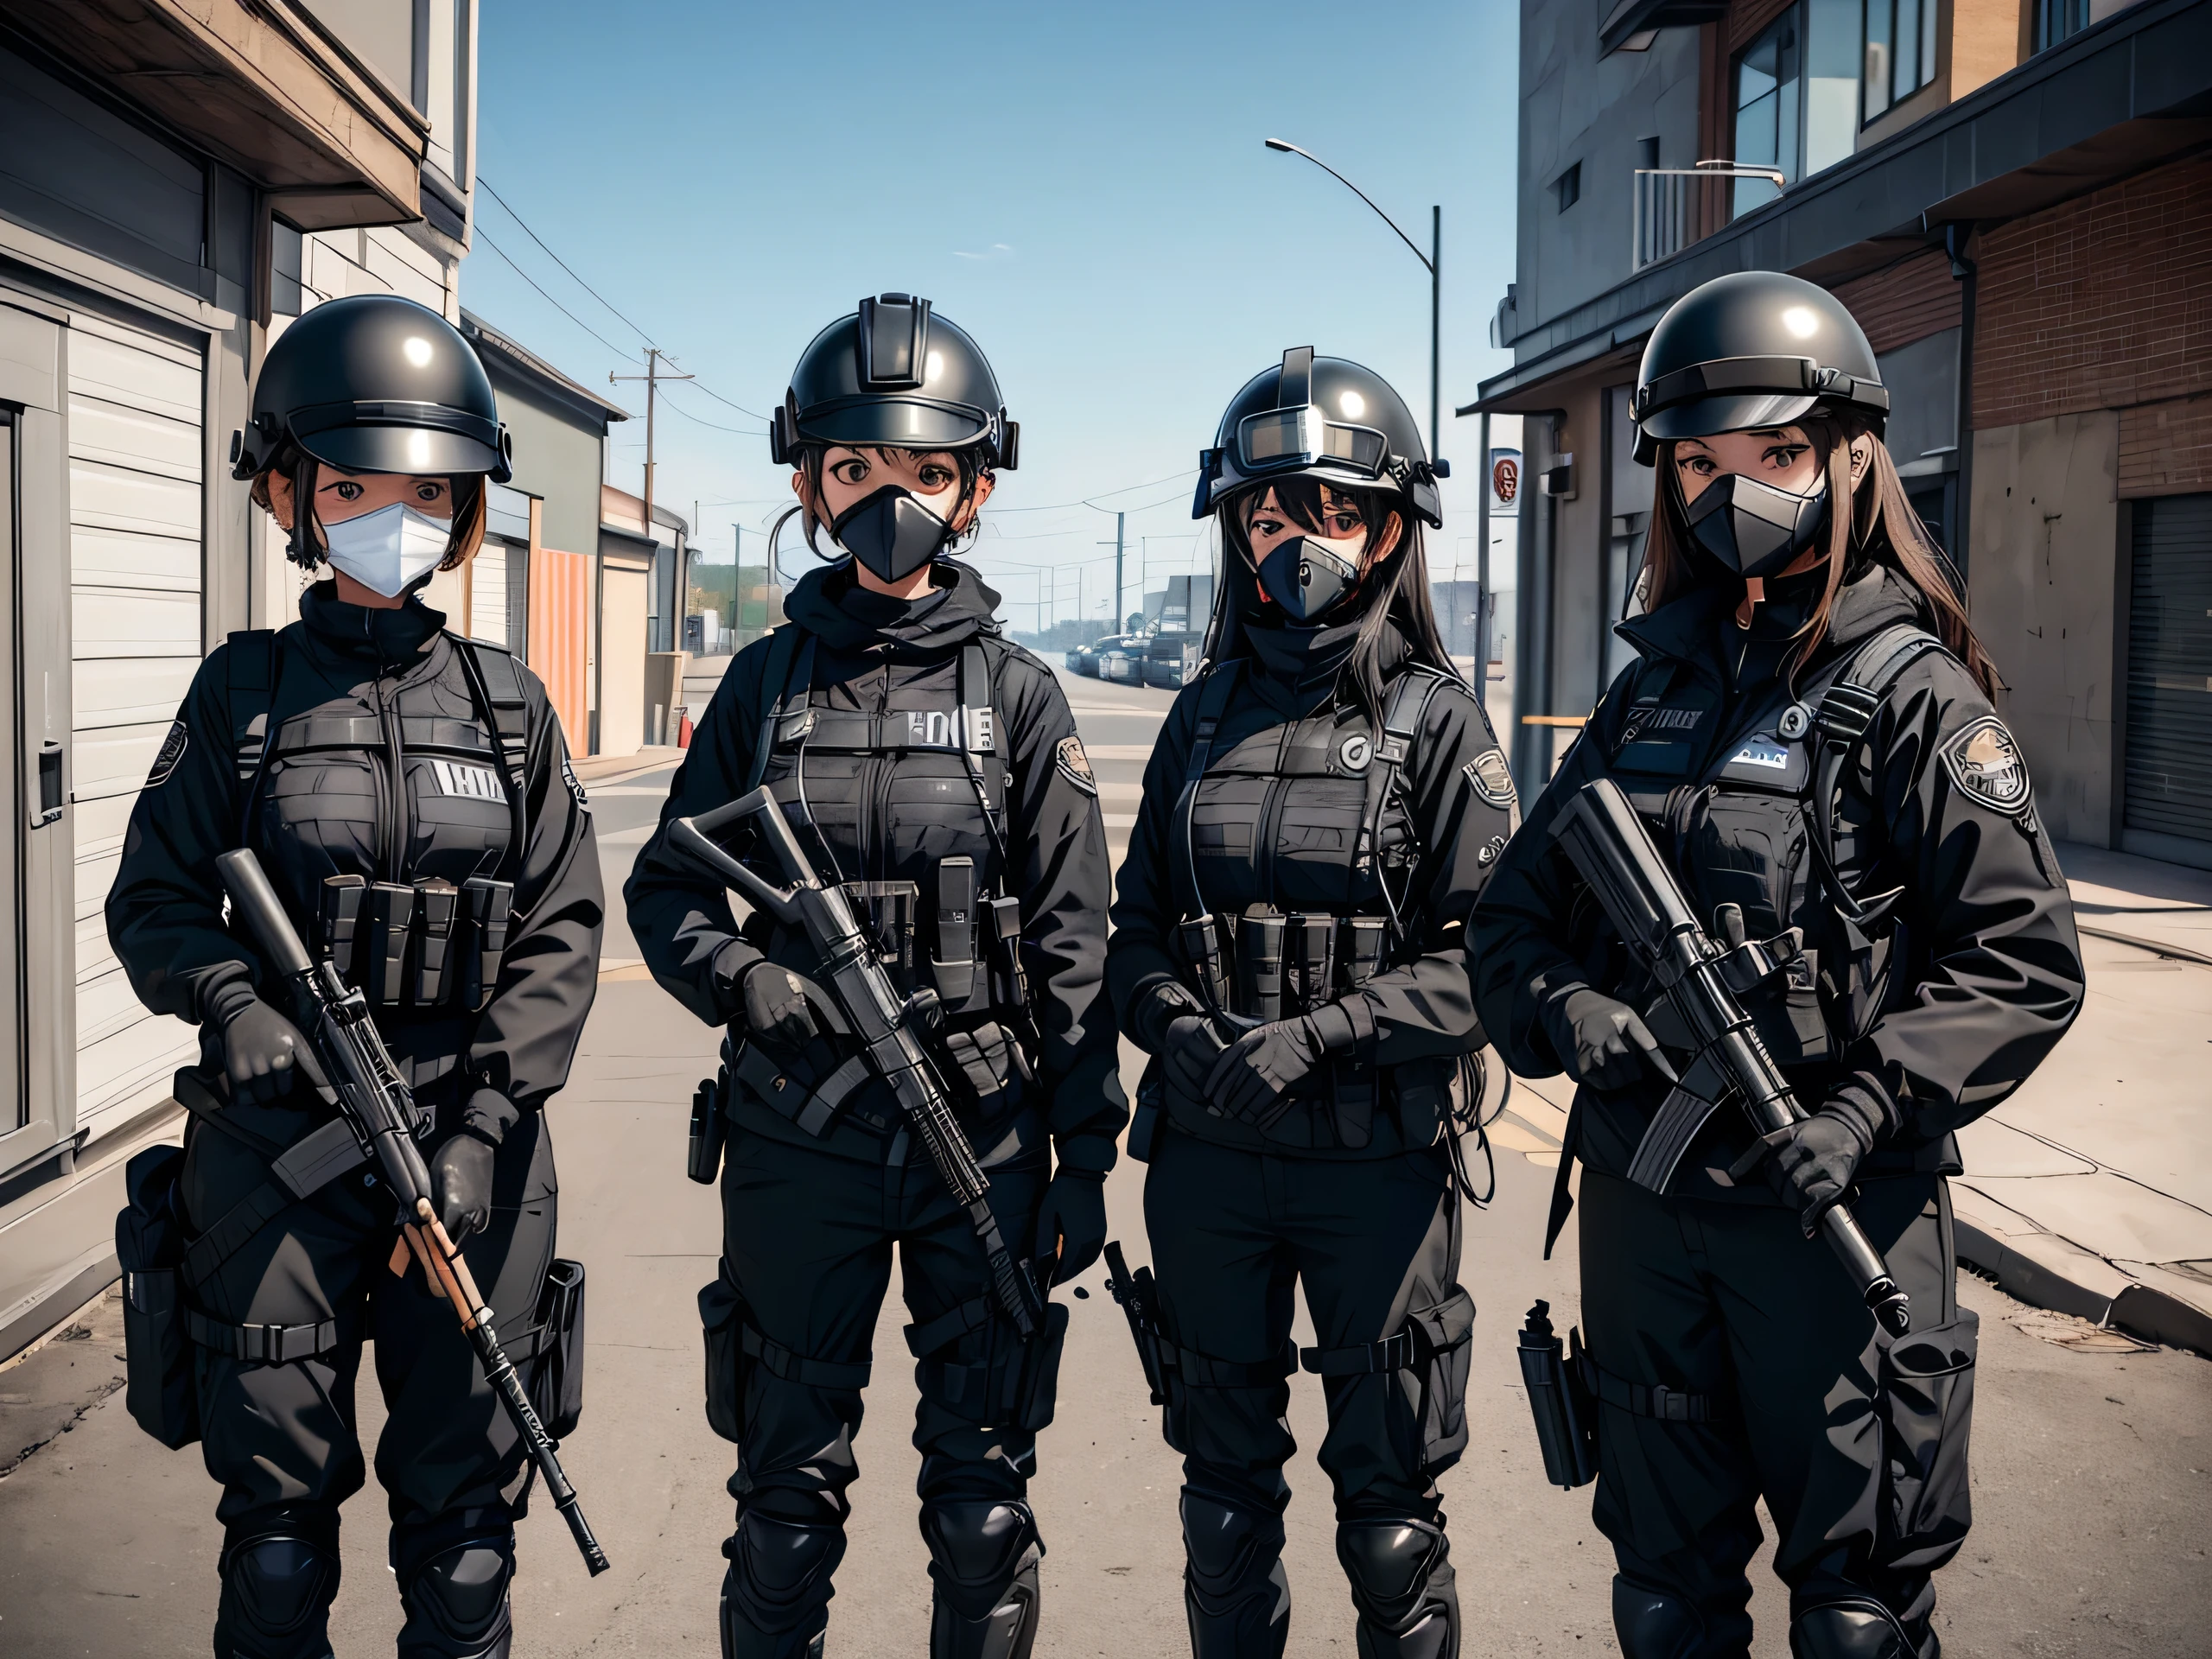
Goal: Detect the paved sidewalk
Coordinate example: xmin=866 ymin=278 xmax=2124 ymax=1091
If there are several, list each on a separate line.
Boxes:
xmin=1487 ymin=840 xmax=2212 ymax=1356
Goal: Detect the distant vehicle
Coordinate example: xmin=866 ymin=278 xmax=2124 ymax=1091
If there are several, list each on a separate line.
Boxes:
xmin=1096 ymin=638 xmax=1146 ymax=683
xmin=1070 ymin=632 xmax=1145 ymax=678
xmin=1141 ymin=632 xmax=1204 ymax=690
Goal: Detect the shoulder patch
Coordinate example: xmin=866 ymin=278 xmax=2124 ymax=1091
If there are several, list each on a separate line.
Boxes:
xmin=1053 ymin=734 xmax=1096 ymax=796
xmin=1338 ymin=731 xmax=1373 ymax=772
xmin=146 ymin=718 xmax=189 ymax=788
xmin=1465 ymin=747 xmax=1517 ymax=810
xmin=561 ymin=755 xmax=589 ymax=810
xmin=1940 ymin=715 xmax=2031 ymax=815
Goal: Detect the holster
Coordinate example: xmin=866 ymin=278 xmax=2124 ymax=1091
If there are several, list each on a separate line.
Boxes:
xmin=1516 ymin=1301 xmax=1597 ymax=1489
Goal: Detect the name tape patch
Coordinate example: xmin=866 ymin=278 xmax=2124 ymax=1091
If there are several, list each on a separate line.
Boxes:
xmin=429 ymin=759 xmax=504 ymax=800
xmin=1727 ymin=737 xmax=1790 ymax=771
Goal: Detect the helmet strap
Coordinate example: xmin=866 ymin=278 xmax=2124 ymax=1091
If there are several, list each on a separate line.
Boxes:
xmin=286 ymin=454 xmax=321 ymax=570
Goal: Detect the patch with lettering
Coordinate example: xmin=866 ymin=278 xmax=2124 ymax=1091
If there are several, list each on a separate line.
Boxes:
xmin=429 ymin=759 xmax=504 ymax=800
xmin=1941 ymin=715 xmax=2031 ymax=815
xmin=1338 ymin=732 xmax=1373 ymax=772
xmin=1465 ymin=747 xmax=1517 ymax=810
xmin=1053 ymin=734 xmax=1096 ymax=796
xmin=145 ymin=719 xmax=189 ymax=788
xmin=562 ymin=755 xmax=589 ymax=810
xmin=1727 ymin=736 xmax=1790 ymax=771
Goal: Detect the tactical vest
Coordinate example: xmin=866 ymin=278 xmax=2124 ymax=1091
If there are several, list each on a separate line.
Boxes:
xmin=746 ymin=626 xmax=1024 ymax=1026
xmin=1603 ymin=621 xmax=1946 ymax=1068
xmin=1164 ymin=658 xmax=1454 ymax=1149
xmin=226 ymin=627 xmax=526 ymax=1017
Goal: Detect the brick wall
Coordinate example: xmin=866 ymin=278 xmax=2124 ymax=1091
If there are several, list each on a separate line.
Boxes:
xmin=1831 ymin=251 xmax=1964 ymax=355
xmin=2119 ymin=392 xmax=2212 ymax=499
xmin=1974 ymin=154 xmax=2212 ymax=430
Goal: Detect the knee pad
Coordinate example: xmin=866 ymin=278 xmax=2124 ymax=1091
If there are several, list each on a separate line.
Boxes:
xmin=720 ymin=1509 xmax=846 ymax=1652
xmin=1789 ymin=1597 xmax=1916 ymax=1659
xmin=1613 ymin=1574 xmax=1707 ymax=1659
xmin=397 ymin=1536 xmax=515 ymax=1659
xmin=215 ymin=1534 xmax=340 ymax=1659
xmin=920 ymin=1501 xmax=1042 ymax=1659
xmin=1180 ymin=1491 xmax=1290 ymax=1659
xmin=1338 ymin=1519 xmax=1458 ymax=1658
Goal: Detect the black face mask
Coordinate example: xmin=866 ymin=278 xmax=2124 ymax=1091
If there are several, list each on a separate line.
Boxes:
xmin=1683 ymin=473 xmax=1829 ymax=579
xmin=830 ymin=486 xmax=955 ymax=583
xmin=1255 ymin=532 xmax=1363 ymax=622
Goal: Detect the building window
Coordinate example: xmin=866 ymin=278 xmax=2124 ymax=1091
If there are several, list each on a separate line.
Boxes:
xmin=270 ymin=217 xmax=302 ymax=317
xmin=1863 ymin=0 xmax=1939 ymax=122
xmin=2036 ymin=0 xmax=2091 ymax=49
xmin=1555 ymin=162 xmax=1581 ymax=213
xmin=1732 ymin=0 xmax=1861 ymax=219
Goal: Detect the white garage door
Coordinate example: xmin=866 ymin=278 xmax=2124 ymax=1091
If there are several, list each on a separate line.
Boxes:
xmin=68 ymin=313 xmax=203 ymax=1137
xmin=472 ymin=537 xmax=509 ymax=646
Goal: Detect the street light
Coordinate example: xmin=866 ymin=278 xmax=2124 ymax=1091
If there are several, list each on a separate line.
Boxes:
xmin=1263 ymin=138 xmax=1440 ymax=465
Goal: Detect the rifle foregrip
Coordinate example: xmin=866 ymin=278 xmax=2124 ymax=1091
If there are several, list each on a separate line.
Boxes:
xmin=215 ymin=849 xmax=315 ymax=978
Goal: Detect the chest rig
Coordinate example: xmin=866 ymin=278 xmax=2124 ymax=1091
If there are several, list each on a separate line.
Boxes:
xmin=226 ymin=628 xmax=524 ymax=1019
xmin=744 ymin=626 xmax=1026 ymax=1027
xmin=1604 ymin=621 xmax=1945 ymax=1070
xmin=1168 ymin=659 xmax=1448 ymax=1147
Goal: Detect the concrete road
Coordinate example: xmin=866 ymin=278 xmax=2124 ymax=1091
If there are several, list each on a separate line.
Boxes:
xmin=1 ymin=666 xmax=2207 ymax=1657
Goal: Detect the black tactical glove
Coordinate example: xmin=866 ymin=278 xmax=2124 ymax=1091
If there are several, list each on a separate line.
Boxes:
xmin=740 ymin=962 xmax=817 ymax=1054
xmin=1206 ymin=1015 xmax=1327 ymax=1128
xmin=1732 ymin=1101 xmax=1873 ymax=1236
xmin=429 ymin=1130 xmax=498 ymax=1245
xmin=1162 ymin=1014 xmax=1227 ymax=1100
xmin=1540 ymin=988 xmax=1669 ymax=1091
xmin=213 ymin=992 xmax=324 ymax=1107
xmin=1033 ymin=1168 xmax=1108 ymax=1285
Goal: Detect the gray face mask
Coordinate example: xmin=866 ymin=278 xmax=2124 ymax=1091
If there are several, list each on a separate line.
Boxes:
xmin=1683 ymin=473 xmax=1829 ymax=579
xmin=1255 ymin=531 xmax=1365 ymax=622
xmin=830 ymin=486 xmax=955 ymax=583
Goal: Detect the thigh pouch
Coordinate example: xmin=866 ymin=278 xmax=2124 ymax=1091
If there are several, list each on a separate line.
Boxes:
xmin=904 ymin=1293 xmax=1071 ymax=1434
xmin=699 ymin=1263 xmax=874 ymax=1446
xmin=1302 ymin=1287 xmax=1478 ymax=1474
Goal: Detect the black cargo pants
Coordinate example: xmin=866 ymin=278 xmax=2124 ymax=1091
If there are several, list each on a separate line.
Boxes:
xmin=1579 ymin=1168 xmax=1974 ymax=1656
xmin=704 ymin=1123 xmax=1055 ymax=1548
xmin=1141 ymin=1128 xmax=1472 ymax=1521
xmin=180 ymin=1090 xmax=556 ymax=1637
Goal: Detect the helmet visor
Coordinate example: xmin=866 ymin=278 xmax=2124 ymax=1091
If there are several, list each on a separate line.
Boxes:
xmin=1236 ymin=406 xmax=1390 ymax=480
xmin=290 ymin=400 xmax=507 ymax=479
xmin=798 ymin=396 xmax=994 ymax=453
xmin=1639 ymin=391 xmax=1818 ymax=442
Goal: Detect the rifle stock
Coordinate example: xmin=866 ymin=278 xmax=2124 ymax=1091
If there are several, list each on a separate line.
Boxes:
xmin=213 ymin=850 xmax=611 ymax=1575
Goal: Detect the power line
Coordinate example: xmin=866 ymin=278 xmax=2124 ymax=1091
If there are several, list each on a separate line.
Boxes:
xmin=478 ymin=177 xmax=660 ymax=346
xmin=991 ymin=468 xmax=1196 ymax=512
xmin=474 ymin=229 xmax=640 ymax=364
xmin=658 ymin=393 xmax=765 ymax=436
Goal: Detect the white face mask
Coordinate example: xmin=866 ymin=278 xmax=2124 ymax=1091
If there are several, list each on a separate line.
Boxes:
xmin=321 ymin=502 xmax=452 ymax=598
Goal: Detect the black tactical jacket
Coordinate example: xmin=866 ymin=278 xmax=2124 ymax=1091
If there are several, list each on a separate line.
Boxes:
xmin=105 ymin=583 xmax=604 ymax=1144
xmin=625 ymin=559 xmax=1125 ymax=1175
xmin=1469 ymin=563 xmax=2085 ymax=1203
xmin=1108 ymin=616 xmax=1515 ymax=1159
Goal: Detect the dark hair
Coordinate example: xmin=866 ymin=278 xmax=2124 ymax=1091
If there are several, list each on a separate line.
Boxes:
xmin=250 ymin=448 xmax=486 ymax=572
xmin=1203 ymin=475 xmax=1461 ymax=728
xmin=792 ymin=444 xmax=993 ymax=558
xmin=1641 ymin=413 xmax=1999 ymax=697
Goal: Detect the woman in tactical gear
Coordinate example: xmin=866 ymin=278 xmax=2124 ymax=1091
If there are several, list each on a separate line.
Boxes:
xmin=1470 ymin=270 xmax=2083 ymax=1659
xmin=625 ymin=293 xmax=1123 ymax=1659
xmin=106 ymin=293 xmax=603 ymax=1659
xmin=1106 ymin=348 xmax=1515 ymax=1659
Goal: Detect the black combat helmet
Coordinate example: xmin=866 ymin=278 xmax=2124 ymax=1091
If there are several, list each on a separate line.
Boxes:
xmin=770 ymin=294 xmax=1018 ymax=469
xmin=1193 ymin=348 xmax=1445 ymax=527
xmin=1630 ymin=270 xmax=1888 ymax=465
xmin=232 ymin=294 xmax=511 ymax=482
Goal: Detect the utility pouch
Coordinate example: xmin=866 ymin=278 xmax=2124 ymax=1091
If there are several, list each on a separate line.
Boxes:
xmin=988 ymin=895 xmax=1029 ymax=1015
xmin=1236 ymin=911 xmax=1285 ymax=1023
xmin=912 ymin=1298 xmax=1070 ymax=1434
xmin=698 ymin=1265 xmax=751 ymax=1445
xmin=524 ymin=1258 xmax=587 ymax=1440
xmin=1877 ymin=1307 xmax=1979 ymax=1572
xmin=1516 ymin=1300 xmax=1597 ymax=1489
xmin=320 ymin=874 xmax=365 ymax=979
xmin=1012 ymin=1301 xmax=1071 ymax=1432
xmin=688 ymin=1067 xmax=729 ymax=1185
xmin=1288 ymin=913 xmax=1334 ymax=1015
xmin=363 ymin=882 xmax=416 ymax=1007
xmin=1179 ymin=914 xmax=1233 ymax=1016
xmin=117 ymin=1143 xmax=198 ymax=1449
xmin=461 ymin=877 xmax=513 ymax=1011
xmin=413 ymin=879 xmax=459 ymax=1005
xmin=1407 ymin=1286 xmax=1478 ymax=1472
xmin=1338 ymin=916 xmax=1385 ymax=990
xmin=931 ymin=857 xmax=978 ymax=1003
xmin=1126 ymin=1060 xmax=1165 ymax=1163
xmin=846 ymin=880 xmax=918 ymax=976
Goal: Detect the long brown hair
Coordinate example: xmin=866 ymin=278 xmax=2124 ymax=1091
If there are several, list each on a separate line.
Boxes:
xmin=1640 ymin=412 xmax=1997 ymax=696
xmin=1204 ymin=475 xmax=1461 ymax=729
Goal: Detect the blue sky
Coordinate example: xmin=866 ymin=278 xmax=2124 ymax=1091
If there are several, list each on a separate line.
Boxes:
xmin=464 ymin=0 xmax=1521 ymax=627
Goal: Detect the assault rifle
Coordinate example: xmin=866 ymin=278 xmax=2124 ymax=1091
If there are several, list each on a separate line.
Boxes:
xmin=1547 ymin=778 xmax=1912 ymax=1337
xmin=666 ymin=788 xmax=1046 ymax=1339
xmin=213 ymin=849 xmax=611 ymax=1575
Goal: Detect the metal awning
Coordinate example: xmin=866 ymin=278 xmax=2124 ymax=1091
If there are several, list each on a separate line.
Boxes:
xmin=1599 ymin=0 xmax=1728 ymax=57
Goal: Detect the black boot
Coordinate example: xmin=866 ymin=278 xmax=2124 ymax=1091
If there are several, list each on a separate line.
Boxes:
xmin=1338 ymin=1517 xmax=1458 ymax=1659
xmin=920 ymin=1498 xmax=1043 ymax=1659
xmin=719 ymin=1509 xmax=845 ymax=1659
xmin=1181 ymin=1491 xmax=1290 ymax=1658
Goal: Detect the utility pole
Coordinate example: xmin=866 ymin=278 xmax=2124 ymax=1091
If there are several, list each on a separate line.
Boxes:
xmin=603 ymin=348 xmax=694 ymax=753
xmin=1096 ymin=510 xmax=1126 ymax=636
xmin=1431 ymin=204 xmax=1442 ymax=464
